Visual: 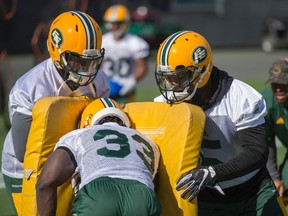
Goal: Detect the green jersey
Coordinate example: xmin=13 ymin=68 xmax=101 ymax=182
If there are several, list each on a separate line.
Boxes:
xmin=262 ymin=86 xmax=288 ymax=183
xmin=262 ymin=87 xmax=288 ymax=148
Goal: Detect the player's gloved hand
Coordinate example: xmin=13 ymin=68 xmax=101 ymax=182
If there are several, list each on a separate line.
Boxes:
xmin=176 ymin=166 xmax=224 ymax=202
xmin=71 ymin=171 xmax=81 ymax=197
xmin=119 ymin=77 xmax=136 ymax=97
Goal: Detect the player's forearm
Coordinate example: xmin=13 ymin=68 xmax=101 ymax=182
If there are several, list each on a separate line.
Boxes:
xmin=134 ymin=58 xmax=148 ymax=81
xmin=213 ymin=124 xmax=268 ymax=181
xmin=11 ymin=112 xmax=32 ymax=162
xmin=36 ymin=186 xmax=57 ymax=216
xmin=266 ymin=138 xmax=280 ymax=180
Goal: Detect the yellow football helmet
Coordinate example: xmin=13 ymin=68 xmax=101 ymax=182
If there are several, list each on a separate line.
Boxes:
xmin=47 ymin=11 xmax=105 ymax=86
xmin=80 ymin=98 xmax=129 ymax=128
xmin=155 ymin=31 xmax=213 ymax=104
xmin=103 ymin=4 xmax=130 ymax=38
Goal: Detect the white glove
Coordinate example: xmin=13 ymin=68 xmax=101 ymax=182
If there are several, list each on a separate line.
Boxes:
xmin=118 ymin=77 xmax=136 ymax=97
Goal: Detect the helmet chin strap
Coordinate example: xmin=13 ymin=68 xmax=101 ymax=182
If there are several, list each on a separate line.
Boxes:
xmin=56 ymin=79 xmax=68 ymax=96
xmin=170 ymin=84 xmax=197 ymax=103
xmin=68 ymin=72 xmax=90 ymax=86
xmin=170 ymin=63 xmax=211 ymax=102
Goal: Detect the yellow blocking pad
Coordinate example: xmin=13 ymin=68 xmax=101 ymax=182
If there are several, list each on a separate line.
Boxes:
xmin=123 ymin=102 xmax=205 ymax=216
xmin=21 ymin=97 xmax=205 ymax=216
xmin=21 ymin=96 xmax=91 ymax=216
xmin=12 ymin=193 xmax=22 ymax=216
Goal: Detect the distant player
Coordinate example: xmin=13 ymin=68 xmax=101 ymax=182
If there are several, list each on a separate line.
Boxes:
xmin=101 ymin=4 xmax=150 ymax=103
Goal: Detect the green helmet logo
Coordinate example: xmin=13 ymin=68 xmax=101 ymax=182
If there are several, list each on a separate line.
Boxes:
xmin=192 ymin=46 xmax=207 ymax=64
xmin=51 ymin=28 xmax=63 ymax=48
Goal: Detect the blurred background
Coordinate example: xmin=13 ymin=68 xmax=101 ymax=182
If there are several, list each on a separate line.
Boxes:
xmin=1 ymin=0 xmax=288 ymax=53
xmin=1 ymin=0 xmax=288 ymax=92
xmin=1 ymin=0 xmax=288 ymax=214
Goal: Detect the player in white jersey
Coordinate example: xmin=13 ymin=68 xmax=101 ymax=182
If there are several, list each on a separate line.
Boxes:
xmin=101 ymin=4 xmax=150 ymax=103
xmin=154 ymin=31 xmax=287 ymax=215
xmin=1 ymin=11 xmax=110 ymax=213
xmin=36 ymin=98 xmax=162 ymax=216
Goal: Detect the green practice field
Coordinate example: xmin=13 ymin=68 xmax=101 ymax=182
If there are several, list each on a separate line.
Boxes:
xmin=0 ymin=82 xmax=287 ymax=215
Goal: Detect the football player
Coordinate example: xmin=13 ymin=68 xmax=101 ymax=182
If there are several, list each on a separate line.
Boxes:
xmin=154 ymin=30 xmax=287 ymax=215
xmin=101 ymin=4 xmax=150 ymax=103
xmin=1 ymin=11 xmax=110 ymax=214
xmin=36 ymin=98 xmax=162 ymax=216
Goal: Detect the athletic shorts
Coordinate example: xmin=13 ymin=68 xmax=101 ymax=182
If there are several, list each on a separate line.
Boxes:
xmin=72 ymin=176 xmax=162 ymax=216
xmin=198 ymin=180 xmax=287 ymax=216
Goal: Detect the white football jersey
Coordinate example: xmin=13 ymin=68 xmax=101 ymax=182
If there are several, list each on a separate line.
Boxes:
xmin=155 ymin=79 xmax=267 ymax=189
xmin=55 ymin=122 xmax=160 ymax=190
xmin=101 ymin=32 xmax=149 ymax=82
xmin=2 ymin=58 xmax=110 ymax=178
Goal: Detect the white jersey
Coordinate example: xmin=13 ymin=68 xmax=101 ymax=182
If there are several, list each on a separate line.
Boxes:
xmin=55 ymin=122 xmax=160 ymax=190
xmin=2 ymin=58 xmax=110 ymax=178
xmin=101 ymin=32 xmax=149 ymax=82
xmin=155 ymin=79 xmax=267 ymax=189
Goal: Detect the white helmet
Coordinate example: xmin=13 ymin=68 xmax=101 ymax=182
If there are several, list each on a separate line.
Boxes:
xmin=81 ymin=98 xmax=130 ymax=128
xmin=91 ymin=107 xmax=130 ymax=127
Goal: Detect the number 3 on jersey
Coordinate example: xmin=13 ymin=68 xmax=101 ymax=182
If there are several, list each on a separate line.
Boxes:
xmin=93 ymin=129 xmax=155 ymax=174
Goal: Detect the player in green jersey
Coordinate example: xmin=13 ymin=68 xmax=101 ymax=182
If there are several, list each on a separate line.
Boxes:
xmin=262 ymin=58 xmax=288 ymax=204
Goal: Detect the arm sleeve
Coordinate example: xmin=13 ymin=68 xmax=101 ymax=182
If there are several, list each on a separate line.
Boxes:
xmin=266 ymin=138 xmax=280 ymax=180
xmin=11 ymin=111 xmax=32 ymax=162
xmin=213 ymin=123 xmax=269 ymax=181
xmin=265 ymin=121 xmax=280 ymax=180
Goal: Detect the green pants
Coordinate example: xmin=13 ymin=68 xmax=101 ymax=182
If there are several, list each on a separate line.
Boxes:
xmin=2 ymin=174 xmax=22 ymax=214
xmin=72 ymin=177 xmax=162 ymax=216
xmin=198 ymin=180 xmax=287 ymax=216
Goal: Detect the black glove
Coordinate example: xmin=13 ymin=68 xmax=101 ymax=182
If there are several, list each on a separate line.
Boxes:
xmin=176 ymin=166 xmax=223 ymax=202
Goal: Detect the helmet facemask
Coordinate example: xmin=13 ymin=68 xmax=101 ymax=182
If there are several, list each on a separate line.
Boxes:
xmin=155 ymin=65 xmax=203 ymax=104
xmin=59 ymin=48 xmax=105 ymax=86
